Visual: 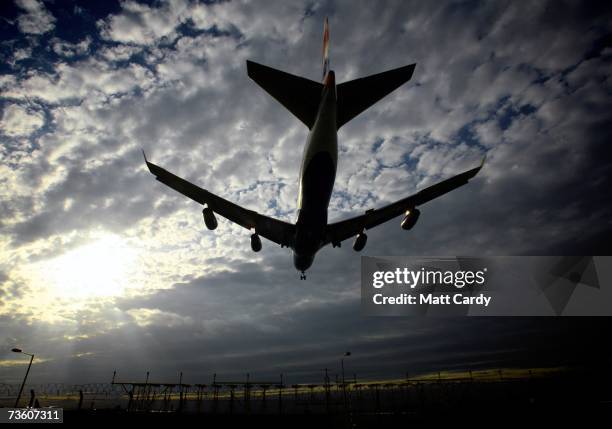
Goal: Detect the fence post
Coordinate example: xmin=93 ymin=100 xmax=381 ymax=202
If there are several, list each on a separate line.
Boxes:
xmin=278 ymin=374 xmax=283 ymax=415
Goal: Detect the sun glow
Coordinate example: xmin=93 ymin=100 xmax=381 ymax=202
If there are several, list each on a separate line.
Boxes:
xmin=33 ymin=234 xmax=139 ymax=300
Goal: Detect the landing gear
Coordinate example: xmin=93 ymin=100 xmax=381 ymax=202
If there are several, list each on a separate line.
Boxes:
xmin=300 ymin=271 xmax=307 ymax=280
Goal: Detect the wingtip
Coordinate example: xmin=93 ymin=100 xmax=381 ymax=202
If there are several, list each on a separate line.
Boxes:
xmin=246 ymin=59 xmax=256 ymax=77
xmin=464 ymin=154 xmax=486 ymax=179
xmin=142 ymin=149 xmax=155 ymax=174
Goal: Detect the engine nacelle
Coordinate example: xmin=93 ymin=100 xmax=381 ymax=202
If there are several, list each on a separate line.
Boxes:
xmin=202 ymin=207 xmax=218 ymax=230
xmin=401 ymin=208 xmax=421 ymax=230
xmin=353 ymin=232 xmax=368 ymax=252
xmin=251 ymin=233 xmax=262 ymax=252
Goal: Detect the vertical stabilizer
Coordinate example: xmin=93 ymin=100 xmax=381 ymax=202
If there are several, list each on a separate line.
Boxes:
xmin=322 ymin=17 xmax=330 ymax=81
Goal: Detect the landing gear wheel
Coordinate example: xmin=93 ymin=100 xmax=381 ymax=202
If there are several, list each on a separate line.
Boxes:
xmin=300 ymin=272 xmax=307 ymax=280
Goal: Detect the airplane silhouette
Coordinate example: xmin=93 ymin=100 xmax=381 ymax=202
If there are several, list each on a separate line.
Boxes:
xmin=145 ymin=18 xmax=483 ymax=280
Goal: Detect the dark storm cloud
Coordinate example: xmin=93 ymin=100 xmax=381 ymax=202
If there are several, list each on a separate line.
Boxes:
xmin=1 ymin=0 xmax=612 ymax=384
xmin=2 ymin=266 xmax=610 ymax=383
xmin=112 ymin=266 xmax=611 ymax=379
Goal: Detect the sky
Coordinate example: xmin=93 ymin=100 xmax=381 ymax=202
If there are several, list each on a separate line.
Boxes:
xmin=1 ymin=0 xmax=612 ymax=385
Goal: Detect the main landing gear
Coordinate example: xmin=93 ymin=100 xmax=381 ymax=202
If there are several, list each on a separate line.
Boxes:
xmin=300 ymin=271 xmax=307 ymax=280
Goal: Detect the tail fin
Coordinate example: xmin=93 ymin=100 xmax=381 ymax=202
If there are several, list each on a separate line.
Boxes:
xmin=247 ymin=60 xmax=323 ymax=129
xmin=322 ymin=17 xmax=330 ymax=81
xmin=336 ymin=63 xmax=416 ymax=129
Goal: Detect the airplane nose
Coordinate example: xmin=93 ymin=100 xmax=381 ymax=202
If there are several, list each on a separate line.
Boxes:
xmin=293 ymin=253 xmax=314 ymax=271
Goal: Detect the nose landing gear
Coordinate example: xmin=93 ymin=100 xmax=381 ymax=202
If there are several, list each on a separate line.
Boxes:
xmin=300 ymin=271 xmax=307 ymax=280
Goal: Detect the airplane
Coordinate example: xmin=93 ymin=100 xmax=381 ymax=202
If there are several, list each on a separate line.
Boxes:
xmin=144 ymin=18 xmax=484 ymax=280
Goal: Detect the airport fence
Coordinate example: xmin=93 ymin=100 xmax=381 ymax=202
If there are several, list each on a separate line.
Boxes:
xmin=0 ymin=368 xmax=602 ymax=415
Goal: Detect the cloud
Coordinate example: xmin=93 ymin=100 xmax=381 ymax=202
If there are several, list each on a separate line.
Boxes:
xmin=15 ymin=0 xmax=56 ymax=35
xmin=3 ymin=58 xmax=156 ymax=104
xmin=127 ymin=308 xmax=193 ymax=327
xmin=98 ymin=44 xmax=142 ymax=62
xmin=9 ymin=47 xmax=32 ymax=65
xmin=97 ymin=0 xmax=187 ymax=45
xmin=96 ymin=0 xmax=235 ymax=46
xmin=51 ymin=36 xmax=91 ymax=57
xmin=1 ymin=104 xmax=44 ymax=137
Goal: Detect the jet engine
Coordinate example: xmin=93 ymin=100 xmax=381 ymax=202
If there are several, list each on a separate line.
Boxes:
xmin=400 ymin=208 xmax=420 ymax=230
xmin=353 ymin=232 xmax=368 ymax=252
xmin=251 ymin=233 xmax=262 ymax=252
xmin=202 ymin=207 xmax=218 ymax=230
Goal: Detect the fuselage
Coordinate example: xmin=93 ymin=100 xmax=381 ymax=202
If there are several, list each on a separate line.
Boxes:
xmin=293 ymin=71 xmax=337 ymax=272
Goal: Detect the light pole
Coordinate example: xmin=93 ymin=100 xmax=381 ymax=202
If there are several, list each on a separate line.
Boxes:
xmin=12 ymin=348 xmax=34 ymax=408
xmin=321 ymin=368 xmax=331 ymax=414
xmin=341 ymin=351 xmax=351 ymax=412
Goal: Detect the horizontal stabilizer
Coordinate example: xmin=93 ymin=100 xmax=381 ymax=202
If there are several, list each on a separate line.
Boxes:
xmin=247 ymin=60 xmax=323 ymax=129
xmin=336 ymin=63 xmax=416 ymax=128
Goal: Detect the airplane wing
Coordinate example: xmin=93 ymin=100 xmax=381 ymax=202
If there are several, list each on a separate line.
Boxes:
xmin=324 ymin=159 xmax=485 ymax=246
xmin=143 ymin=152 xmax=296 ymax=247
